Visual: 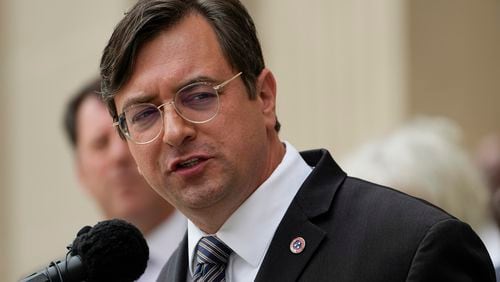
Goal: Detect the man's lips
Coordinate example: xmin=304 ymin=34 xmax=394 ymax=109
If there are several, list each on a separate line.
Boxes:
xmin=168 ymin=155 xmax=211 ymax=172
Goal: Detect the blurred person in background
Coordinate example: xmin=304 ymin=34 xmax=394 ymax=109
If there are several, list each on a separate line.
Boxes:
xmin=342 ymin=116 xmax=489 ymax=235
xmin=475 ymin=133 xmax=500 ymax=275
xmin=63 ymin=78 xmax=186 ymax=282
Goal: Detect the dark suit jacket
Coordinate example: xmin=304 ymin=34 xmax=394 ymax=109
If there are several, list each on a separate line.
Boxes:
xmin=157 ymin=149 xmax=495 ymax=281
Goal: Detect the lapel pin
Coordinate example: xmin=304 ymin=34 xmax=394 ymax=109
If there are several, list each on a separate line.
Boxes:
xmin=290 ymin=237 xmax=306 ymax=254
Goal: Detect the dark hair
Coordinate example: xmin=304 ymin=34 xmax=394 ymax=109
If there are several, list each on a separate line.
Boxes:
xmin=100 ymin=0 xmax=280 ymax=131
xmin=63 ymin=77 xmax=102 ymax=147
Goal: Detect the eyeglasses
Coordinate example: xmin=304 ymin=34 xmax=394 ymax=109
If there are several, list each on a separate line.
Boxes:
xmin=114 ymin=72 xmax=242 ymax=145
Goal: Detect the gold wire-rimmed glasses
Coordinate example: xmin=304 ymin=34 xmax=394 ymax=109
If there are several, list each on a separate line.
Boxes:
xmin=113 ymin=72 xmax=242 ymax=145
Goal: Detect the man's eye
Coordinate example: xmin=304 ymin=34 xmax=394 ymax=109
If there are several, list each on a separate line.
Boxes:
xmin=187 ymin=92 xmax=215 ymax=102
xmin=131 ymin=107 xmax=158 ymax=124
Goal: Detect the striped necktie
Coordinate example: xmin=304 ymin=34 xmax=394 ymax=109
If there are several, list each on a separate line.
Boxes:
xmin=193 ymin=236 xmax=232 ymax=282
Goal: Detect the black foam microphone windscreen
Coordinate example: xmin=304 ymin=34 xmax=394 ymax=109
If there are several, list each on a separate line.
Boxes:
xmin=71 ymin=219 xmax=149 ymax=282
xmin=21 ymin=219 xmax=149 ymax=282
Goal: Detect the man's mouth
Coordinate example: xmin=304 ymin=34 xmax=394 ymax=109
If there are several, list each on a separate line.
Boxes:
xmin=169 ymin=154 xmax=211 ymax=174
xmin=177 ymin=158 xmax=201 ymax=169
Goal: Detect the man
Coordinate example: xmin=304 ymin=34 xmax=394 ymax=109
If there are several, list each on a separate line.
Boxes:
xmin=63 ymin=78 xmax=186 ymax=282
xmin=99 ymin=0 xmax=495 ymax=281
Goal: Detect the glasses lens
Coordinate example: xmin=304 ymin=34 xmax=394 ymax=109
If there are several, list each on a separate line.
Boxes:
xmin=124 ymin=104 xmax=163 ymax=143
xmin=175 ymin=83 xmax=219 ymax=123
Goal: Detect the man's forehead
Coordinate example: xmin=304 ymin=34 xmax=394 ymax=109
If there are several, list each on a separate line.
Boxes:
xmin=114 ymin=14 xmax=230 ymax=110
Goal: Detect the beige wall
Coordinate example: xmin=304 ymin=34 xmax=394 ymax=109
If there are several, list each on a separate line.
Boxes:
xmin=0 ymin=1 xmax=8 ymax=279
xmin=245 ymin=0 xmax=408 ymax=157
xmin=1 ymin=0 xmax=498 ymax=281
xmin=408 ymin=0 xmax=500 ymax=149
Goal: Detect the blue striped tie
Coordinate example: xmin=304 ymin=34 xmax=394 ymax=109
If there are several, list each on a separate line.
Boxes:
xmin=193 ymin=236 xmax=232 ymax=282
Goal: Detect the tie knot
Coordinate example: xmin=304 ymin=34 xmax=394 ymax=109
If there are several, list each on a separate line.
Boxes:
xmin=195 ymin=236 xmax=232 ymax=265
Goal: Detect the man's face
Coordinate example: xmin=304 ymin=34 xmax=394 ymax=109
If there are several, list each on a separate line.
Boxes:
xmin=114 ymin=14 xmax=279 ymax=221
xmin=76 ymin=95 xmax=168 ymax=222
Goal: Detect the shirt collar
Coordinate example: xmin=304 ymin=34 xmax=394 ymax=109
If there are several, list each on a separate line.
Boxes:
xmin=187 ymin=141 xmax=312 ymax=274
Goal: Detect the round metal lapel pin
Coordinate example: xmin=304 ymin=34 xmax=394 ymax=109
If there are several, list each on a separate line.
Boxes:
xmin=290 ymin=237 xmax=306 ymax=254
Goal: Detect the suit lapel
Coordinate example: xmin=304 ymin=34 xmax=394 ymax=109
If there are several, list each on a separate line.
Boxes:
xmin=255 ymin=149 xmax=346 ymax=281
xmin=254 ymin=201 xmax=327 ymax=281
xmin=161 ymin=234 xmax=189 ymax=282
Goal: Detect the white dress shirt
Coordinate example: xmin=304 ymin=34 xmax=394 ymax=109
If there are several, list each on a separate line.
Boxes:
xmin=187 ymin=141 xmax=312 ymax=281
xmin=137 ymin=211 xmax=186 ymax=282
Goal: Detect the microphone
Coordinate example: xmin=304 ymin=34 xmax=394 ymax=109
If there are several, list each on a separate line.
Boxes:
xmin=20 ymin=219 xmax=149 ymax=282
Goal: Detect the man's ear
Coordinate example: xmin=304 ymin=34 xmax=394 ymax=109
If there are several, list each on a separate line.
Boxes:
xmin=255 ymin=68 xmax=277 ymax=129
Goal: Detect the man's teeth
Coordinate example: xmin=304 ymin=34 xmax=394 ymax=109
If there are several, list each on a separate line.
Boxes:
xmin=179 ymin=158 xmax=200 ymax=168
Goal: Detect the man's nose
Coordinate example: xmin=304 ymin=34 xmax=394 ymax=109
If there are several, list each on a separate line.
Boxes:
xmin=161 ymin=106 xmax=196 ymax=147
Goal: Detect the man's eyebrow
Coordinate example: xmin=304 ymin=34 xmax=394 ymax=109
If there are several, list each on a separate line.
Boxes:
xmin=120 ymin=94 xmax=155 ymax=113
xmin=176 ymin=75 xmax=217 ymax=91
